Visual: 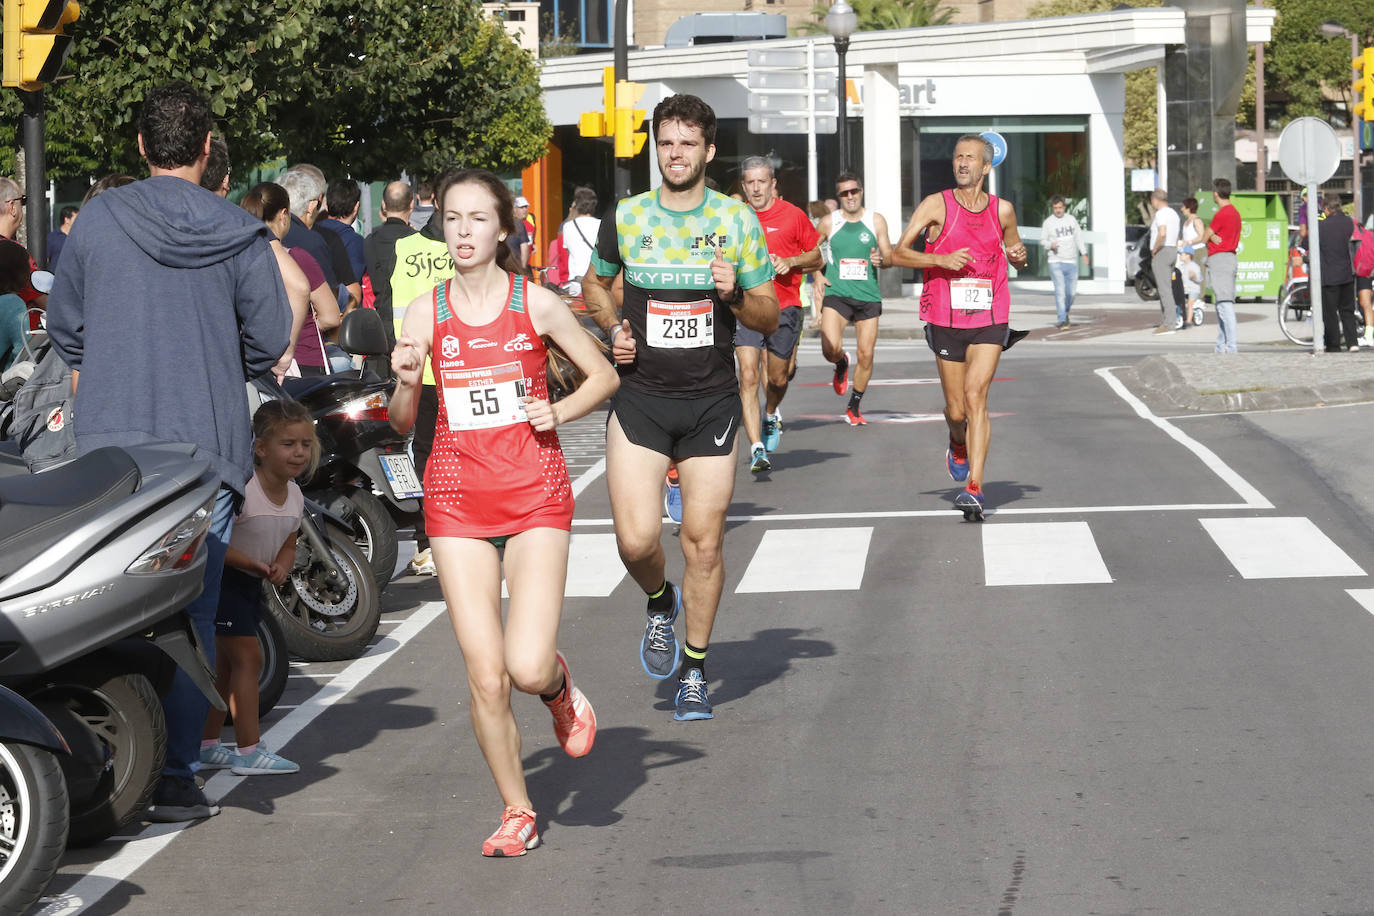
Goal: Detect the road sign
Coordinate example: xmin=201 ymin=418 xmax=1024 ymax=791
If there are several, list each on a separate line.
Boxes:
xmin=1277 ymin=117 xmax=1341 ymax=185
xmin=981 ymin=131 xmax=1008 ymax=168
xmin=749 ymin=114 xmax=837 ymax=135
xmin=749 ymin=92 xmax=838 ymax=113
xmin=748 ymin=47 xmax=837 ymax=69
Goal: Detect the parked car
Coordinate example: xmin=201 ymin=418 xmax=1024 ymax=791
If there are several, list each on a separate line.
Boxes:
xmin=1124 ymin=225 xmax=1147 ymax=285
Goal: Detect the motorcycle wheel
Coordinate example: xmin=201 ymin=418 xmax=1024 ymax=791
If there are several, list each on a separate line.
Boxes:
xmin=265 ymin=522 xmax=381 ymax=662
xmin=0 ymin=741 xmax=69 ymax=914
xmin=30 ymin=668 xmax=164 ymax=847
xmin=348 ymin=489 xmax=398 ymax=594
xmin=1135 ymin=270 xmax=1158 ymax=302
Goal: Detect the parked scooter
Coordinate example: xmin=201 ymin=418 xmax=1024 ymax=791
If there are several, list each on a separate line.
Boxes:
xmin=1132 ymin=233 xmax=1159 ymax=301
xmin=0 ymin=443 xmax=225 ymax=847
xmin=278 ymin=309 xmax=418 ymax=593
xmin=0 ymin=685 xmax=68 ymax=915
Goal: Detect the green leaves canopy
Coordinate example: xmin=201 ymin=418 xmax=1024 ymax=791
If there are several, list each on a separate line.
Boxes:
xmin=794 ymin=0 xmax=954 ymax=36
xmin=0 ymin=0 xmax=552 ymax=181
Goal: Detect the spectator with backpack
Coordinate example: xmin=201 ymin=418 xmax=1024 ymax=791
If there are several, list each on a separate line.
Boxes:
xmin=559 ymin=187 xmax=599 ymax=296
xmin=1353 ymin=215 xmax=1374 ymax=346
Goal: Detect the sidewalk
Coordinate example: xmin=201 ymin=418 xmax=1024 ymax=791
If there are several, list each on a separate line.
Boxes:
xmin=805 ymin=288 xmax=1374 ymax=413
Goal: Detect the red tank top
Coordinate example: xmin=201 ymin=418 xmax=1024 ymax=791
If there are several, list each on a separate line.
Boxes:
xmin=423 ymin=274 xmax=573 ymax=537
xmin=919 ymin=189 xmax=1011 ymax=328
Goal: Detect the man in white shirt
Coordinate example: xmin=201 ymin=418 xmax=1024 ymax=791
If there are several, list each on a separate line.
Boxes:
xmin=1149 ymin=188 xmax=1181 ymax=334
xmin=1041 ymin=194 xmax=1088 ymax=328
xmin=560 ymin=186 xmax=600 ymax=295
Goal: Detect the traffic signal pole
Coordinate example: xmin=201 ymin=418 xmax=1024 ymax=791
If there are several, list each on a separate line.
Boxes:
xmin=613 ymin=0 xmax=630 ymax=201
xmin=21 ymin=89 xmax=44 ymax=265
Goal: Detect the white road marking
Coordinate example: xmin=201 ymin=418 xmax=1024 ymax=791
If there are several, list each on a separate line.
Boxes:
xmin=565 ymin=533 xmax=628 ymax=596
xmin=1346 ymin=589 xmax=1374 ymax=614
xmin=1096 ymin=367 xmax=1273 ymax=509
xmin=1200 ymin=517 xmax=1366 ymax=579
xmin=40 ymin=601 xmax=449 ymax=915
xmin=736 ymin=527 xmax=873 ymax=593
xmin=982 ymin=522 xmax=1113 ymax=586
xmin=571 ymin=503 xmax=1263 ymax=526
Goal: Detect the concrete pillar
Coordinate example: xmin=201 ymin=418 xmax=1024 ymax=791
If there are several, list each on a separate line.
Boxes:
xmin=1090 ymin=75 xmax=1127 ymax=291
xmin=1164 ymin=0 xmax=1246 ymax=197
xmin=863 ymin=63 xmax=903 ymax=299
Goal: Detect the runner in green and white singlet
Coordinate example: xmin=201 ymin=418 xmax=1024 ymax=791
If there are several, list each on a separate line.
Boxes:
xmin=817 ymin=171 xmax=893 ymax=426
xmin=581 ymin=94 xmax=779 ymax=724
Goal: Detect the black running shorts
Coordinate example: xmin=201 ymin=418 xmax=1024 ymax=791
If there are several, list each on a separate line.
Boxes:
xmin=215 ymin=566 xmax=265 ymax=637
xmin=1358 ymin=275 xmax=1372 ymax=294
xmin=611 ymin=387 xmax=742 ymax=459
xmin=823 ymin=294 xmax=882 ymax=323
xmin=925 ymin=322 xmax=1010 ymax=362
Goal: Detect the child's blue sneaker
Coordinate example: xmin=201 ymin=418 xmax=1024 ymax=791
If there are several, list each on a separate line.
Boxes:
xmin=199 ymin=742 xmax=236 ymax=770
xmin=231 ymin=743 xmax=300 ymax=775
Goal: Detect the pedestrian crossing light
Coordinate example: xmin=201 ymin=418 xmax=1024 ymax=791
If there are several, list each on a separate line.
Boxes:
xmin=577 ymin=66 xmax=616 ymax=138
xmin=3 ymin=0 xmax=79 ymax=91
xmin=614 ymin=80 xmax=647 ymax=158
xmin=1354 ymin=47 xmax=1374 ymax=122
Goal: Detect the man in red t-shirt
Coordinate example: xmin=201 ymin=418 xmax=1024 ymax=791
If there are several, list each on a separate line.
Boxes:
xmin=734 ymin=157 xmax=821 ymax=473
xmin=1202 ymin=177 xmax=1241 ymax=353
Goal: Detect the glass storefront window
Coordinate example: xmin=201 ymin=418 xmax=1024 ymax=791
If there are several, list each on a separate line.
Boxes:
xmin=902 ymin=116 xmax=1090 ymax=280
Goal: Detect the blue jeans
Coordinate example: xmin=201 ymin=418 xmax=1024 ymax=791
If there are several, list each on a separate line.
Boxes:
xmin=1214 ymin=300 xmax=1238 ymax=353
xmin=1049 ymin=261 xmax=1077 ymax=323
xmin=161 ymin=485 xmax=235 ymax=780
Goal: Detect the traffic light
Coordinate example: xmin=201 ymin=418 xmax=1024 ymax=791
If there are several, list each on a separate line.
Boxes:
xmin=3 ymin=0 xmax=79 ymax=91
xmin=577 ymin=66 xmax=616 ymax=138
xmin=1354 ymin=47 xmax=1374 ymax=123
xmin=614 ymin=81 xmax=647 ymax=158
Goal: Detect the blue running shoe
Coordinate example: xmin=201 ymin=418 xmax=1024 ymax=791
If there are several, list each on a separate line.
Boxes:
xmin=750 ymin=445 xmax=771 ymax=474
xmin=640 ymin=584 xmax=681 ymax=679
xmin=945 ymin=443 xmax=969 ymax=482
xmin=664 ymin=475 xmax=682 ymax=523
xmin=954 ymin=484 xmax=985 ymax=522
xmin=199 ymin=742 xmax=236 ymax=770
xmin=230 ymin=743 xmax=299 ymax=775
xmin=673 ymin=669 xmax=714 ymax=721
xmin=763 ymin=414 xmax=782 ymax=452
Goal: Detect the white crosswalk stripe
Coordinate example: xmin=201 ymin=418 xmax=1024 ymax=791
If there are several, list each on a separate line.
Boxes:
xmin=1199 ymin=517 xmax=1366 ymax=579
xmin=736 ymin=527 xmax=873 ymax=593
xmin=982 ymin=522 xmax=1113 ymax=586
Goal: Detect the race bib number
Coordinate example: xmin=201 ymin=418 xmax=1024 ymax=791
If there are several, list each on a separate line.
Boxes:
xmin=647 ymin=298 xmax=714 ymax=349
xmin=839 ymin=258 xmax=869 ymax=281
xmin=950 ymin=278 xmax=993 ymax=310
xmin=441 ymin=361 xmax=528 ymax=431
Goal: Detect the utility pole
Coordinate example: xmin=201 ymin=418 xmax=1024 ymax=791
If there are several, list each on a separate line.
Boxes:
xmin=613 ymin=0 xmax=630 ymax=202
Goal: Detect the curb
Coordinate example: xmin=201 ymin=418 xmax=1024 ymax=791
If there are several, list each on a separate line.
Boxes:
xmin=1124 ymin=354 xmax=1374 ymax=413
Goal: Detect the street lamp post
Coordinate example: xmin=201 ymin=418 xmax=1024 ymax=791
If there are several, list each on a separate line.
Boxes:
xmin=826 ymin=0 xmax=857 ymax=174
xmin=1320 ymin=21 xmax=1362 ymax=220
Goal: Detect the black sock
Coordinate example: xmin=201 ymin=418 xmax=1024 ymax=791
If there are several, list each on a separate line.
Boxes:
xmin=679 ymin=642 xmax=707 ymax=680
xmin=540 ymin=674 xmax=566 ymax=704
xmin=647 ymin=580 xmax=676 ymax=615
xmin=848 ymin=388 xmax=865 ymax=411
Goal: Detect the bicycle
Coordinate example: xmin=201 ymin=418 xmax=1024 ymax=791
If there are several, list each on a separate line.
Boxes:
xmin=1277 ymin=279 xmax=1366 ymax=346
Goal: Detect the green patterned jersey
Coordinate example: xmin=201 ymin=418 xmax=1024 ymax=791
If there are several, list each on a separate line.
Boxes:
xmin=592 ymin=188 xmax=773 ymax=397
xmin=824 ymin=212 xmax=882 ymax=303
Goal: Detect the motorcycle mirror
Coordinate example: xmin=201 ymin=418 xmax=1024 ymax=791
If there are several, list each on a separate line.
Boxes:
xmin=30 ymin=270 xmax=54 ymax=294
xmin=337 ymin=308 xmax=389 ymax=357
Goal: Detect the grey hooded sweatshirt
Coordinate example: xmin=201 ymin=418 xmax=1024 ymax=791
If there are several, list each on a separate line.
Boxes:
xmin=47 ymin=175 xmax=290 ymax=493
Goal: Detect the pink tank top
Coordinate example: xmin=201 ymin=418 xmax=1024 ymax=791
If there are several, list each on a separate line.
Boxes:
xmin=919 ymin=189 xmax=1011 ymax=328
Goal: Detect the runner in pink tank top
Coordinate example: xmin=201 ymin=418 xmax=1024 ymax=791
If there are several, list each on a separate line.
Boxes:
xmin=893 ymin=134 xmax=1028 ymax=521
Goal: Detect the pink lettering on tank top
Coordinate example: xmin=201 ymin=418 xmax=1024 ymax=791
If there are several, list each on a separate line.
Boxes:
xmin=919 ymin=189 xmax=1011 ymax=328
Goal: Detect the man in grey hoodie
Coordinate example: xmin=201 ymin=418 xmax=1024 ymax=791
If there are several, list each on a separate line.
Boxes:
xmin=47 ymin=81 xmax=291 ymax=823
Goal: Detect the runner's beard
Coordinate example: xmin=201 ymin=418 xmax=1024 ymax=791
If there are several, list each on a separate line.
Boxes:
xmin=661 ymin=159 xmax=706 ymax=193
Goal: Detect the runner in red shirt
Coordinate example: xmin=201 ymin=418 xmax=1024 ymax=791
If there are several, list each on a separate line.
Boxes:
xmin=389 ymin=169 xmax=618 ymax=858
xmin=734 ymin=156 xmax=821 ymax=472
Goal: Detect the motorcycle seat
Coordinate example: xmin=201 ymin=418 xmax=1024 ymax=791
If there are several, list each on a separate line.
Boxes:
xmin=0 ymin=446 xmax=141 ymax=581
xmin=281 ymin=372 xmax=389 ymax=404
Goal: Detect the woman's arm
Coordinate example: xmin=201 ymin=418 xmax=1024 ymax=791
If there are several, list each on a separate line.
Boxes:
xmin=388 ymin=291 xmax=434 ymax=435
xmin=525 ymin=284 xmax=619 ymax=429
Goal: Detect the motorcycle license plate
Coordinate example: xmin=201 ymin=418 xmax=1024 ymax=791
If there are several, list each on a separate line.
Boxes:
xmin=378 ymin=453 xmax=424 ymax=499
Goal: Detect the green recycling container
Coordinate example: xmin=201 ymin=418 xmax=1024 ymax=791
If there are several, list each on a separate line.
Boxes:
xmin=1195 ymin=191 xmax=1288 ymax=300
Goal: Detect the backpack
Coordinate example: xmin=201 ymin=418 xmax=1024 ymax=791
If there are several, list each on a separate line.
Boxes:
xmin=1353 ymin=225 xmax=1374 ymax=278
xmin=9 ymin=344 xmax=76 ymax=472
xmin=544 ymin=235 xmax=570 ymax=289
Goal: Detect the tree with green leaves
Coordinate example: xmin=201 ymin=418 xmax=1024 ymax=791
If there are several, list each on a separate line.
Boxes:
xmin=794 ymin=0 xmax=953 ymax=35
xmin=0 ymin=0 xmax=552 ymax=182
xmin=1265 ymin=0 xmax=1374 ymax=126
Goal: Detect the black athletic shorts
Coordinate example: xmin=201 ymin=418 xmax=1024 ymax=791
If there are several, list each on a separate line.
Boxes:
xmin=215 ymin=566 xmax=265 ymax=637
xmin=1358 ymin=276 xmax=1372 ymax=294
xmin=735 ymin=305 xmax=802 ymax=359
xmin=925 ymin=322 xmax=1010 ymax=362
xmin=823 ymin=295 xmax=883 ymax=323
xmin=611 ymin=387 xmax=742 ymax=459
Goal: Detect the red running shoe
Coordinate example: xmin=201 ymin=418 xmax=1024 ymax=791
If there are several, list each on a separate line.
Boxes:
xmin=482 ymin=806 xmax=540 ymax=857
xmin=545 ymin=651 xmax=596 ymax=757
xmin=845 ymin=407 xmax=866 ymax=426
xmin=832 ymin=351 xmax=851 ymax=396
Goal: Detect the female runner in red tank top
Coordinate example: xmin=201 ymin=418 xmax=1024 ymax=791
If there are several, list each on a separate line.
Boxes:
xmin=389 ymin=170 xmax=618 ymax=858
xmin=893 ymin=135 xmax=1028 ymax=520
